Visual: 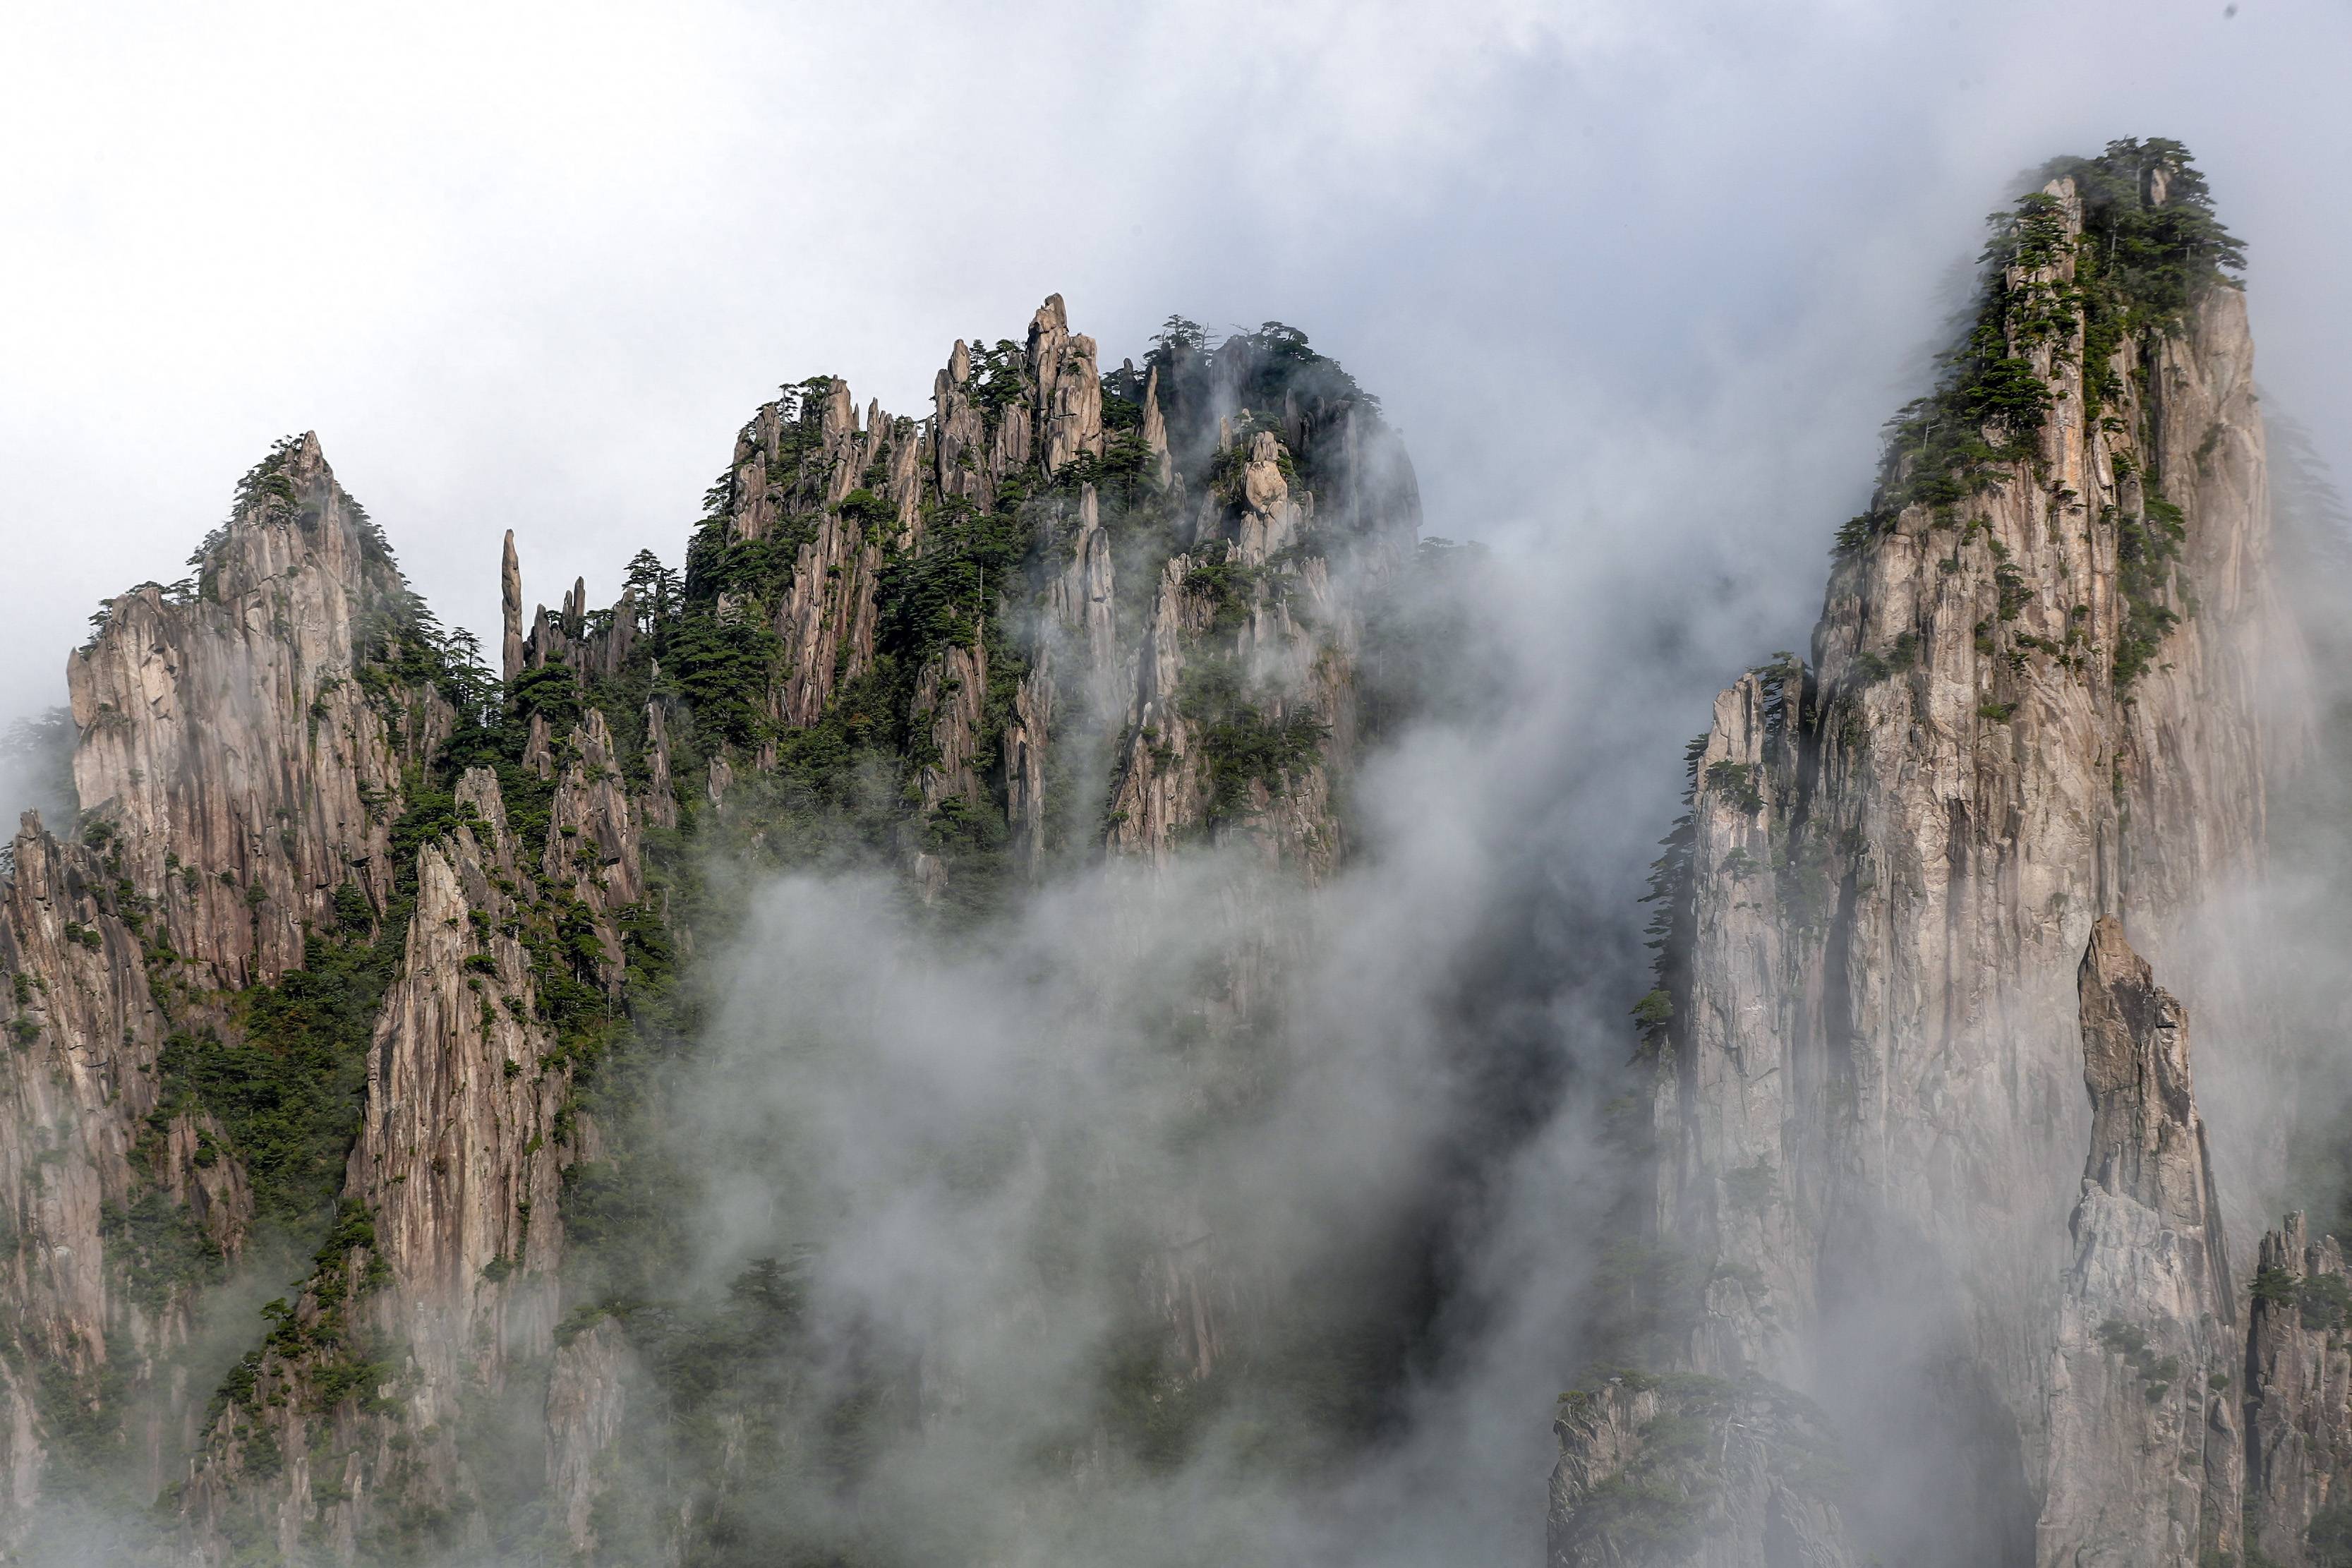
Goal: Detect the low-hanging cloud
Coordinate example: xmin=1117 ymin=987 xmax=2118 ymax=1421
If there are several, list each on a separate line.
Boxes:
xmin=6 ymin=3 xmax=2351 ymax=1563
xmin=545 ymin=467 xmax=1831 ymax=1562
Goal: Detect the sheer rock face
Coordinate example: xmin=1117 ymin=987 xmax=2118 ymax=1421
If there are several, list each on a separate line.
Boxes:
xmin=0 ymin=820 xmax=174 ymax=1367
xmin=180 ymin=767 xmax=593 ymax=1559
xmin=1100 ymin=430 xmax=1365 ymax=880
xmin=545 ymin=1320 xmax=634 ymax=1561
xmin=932 ymin=339 xmax=986 ymax=509
xmin=1625 ymin=169 xmax=2299 ymax=1566
xmin=1236 ymin=429 xmax=1299 ymax=565
xmin=1049 ymin=483 xmax=1119 ymax=714
xmin=718 ymin=380 xmax=895 ymax=728
xmin=1106 ymin=554 xmax=1217 ymax=867
xmin=1549 ymin=1376 xmax=1859 ymax=1568
xmin=910 ymin=634 xmax=995 ymax=902
xmin=66 ymin=433 xmax=446 ymax=991
xmin=1002 ymin=663 xmax=1053 ymax=880
xmin=639 ymin=701 xmax=680 ymax=831
xmin=1140 ymin=366 xmax=1173 ymax=486
xmin=711 ymin=293 xmax=1102 ymax=740
xmin=772 ymin=495 xmax=885 ymax=729
xmin=544 ymin=709 xmax=643 ymax=987
xmin=345 ymin=778 xmax=576 ymax=1498
xmin=354 ymin=773 xmax=574 ymax=1326
xmin=0 ymin=814 xmax=212 ymax=1547
xmin=2242 ymin=1215 xmax=2352 ymax=1564
xmin=1006 ymin=481 xmax=1118 ymax=880
xmin=913 ymin=638 xmax=989 ymax=814
xmin=1140 ymin=1223 xmax=1246 ymax=1384
xmin=501 ymin=529 xmax=525 ymax=682
xmin=692 ymin=295 xmax=1419 ymax=890
xmin=2036 ymin=919 xmax=2238 ymax=1568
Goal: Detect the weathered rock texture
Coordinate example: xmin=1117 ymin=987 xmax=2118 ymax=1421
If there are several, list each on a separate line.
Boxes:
xmin=0 ymin=431 xmax=481 ymax=1554
xmin=682 ymin=301 xmax=1416 ymax=903
xmin=543 ymin=1318 xmax=634 ymax=1562
xmin=351 ymin=773 xmax=576 ymax=1389
xmin=68 ymin=433 xmax=445 ymax=991
xmin=0 ymin=428 xmax=663 ymax=1560
xmin=1097 ymin=426 xmax=1365 ymax=879
xmin=2036 ymin=918 xmax=2238 ymax=1567
xmin=0 ymin=296 xmax=1423 ymax=1562
xmin=1549 ymin=1373 xmax=1858 ymax=1568
xmin=1560 ymin=144 xmax=2308 ymax=1568
xmin=176 ymin=756 xmax=620 ymax=1561
xmin=501 ymin=529 xmax=526 ymax=683
xmin=0 ymin=813 xmax=212 ymax=1549
xmin=2238 ymin=1214 xmax=2352 ymax=1565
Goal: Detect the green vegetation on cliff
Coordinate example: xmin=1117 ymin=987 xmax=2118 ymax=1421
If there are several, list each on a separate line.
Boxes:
xmin=45 ymin=307 xmax=1423 ymax=1564
xmin=1838 ymin=138 xmax=2243 ymax=567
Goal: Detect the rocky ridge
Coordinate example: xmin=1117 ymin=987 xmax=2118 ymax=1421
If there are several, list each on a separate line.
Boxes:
xmin=0 ymin=297 xmax=1422 ymax=1562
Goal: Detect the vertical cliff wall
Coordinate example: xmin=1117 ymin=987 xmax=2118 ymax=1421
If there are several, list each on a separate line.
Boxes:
xmin=0 ymin=815 xmax=210 ymax=1550
xmin=1556 ymin=140 xmax=2308 ymax=1567
xmin=176 ymin=759 xmax=605 ymax=1563
xmin=2240 ymin=1212 xmax=2352 ymax=1564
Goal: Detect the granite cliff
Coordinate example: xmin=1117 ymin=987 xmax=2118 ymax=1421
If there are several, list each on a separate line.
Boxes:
xmin=0 ymin=300 xmax=1422 ymax=1563
xmin=1551 ymin=138 xmax=2345 ymax=1568
xmin=0 ymin=138 xmax=2343 ymax=1568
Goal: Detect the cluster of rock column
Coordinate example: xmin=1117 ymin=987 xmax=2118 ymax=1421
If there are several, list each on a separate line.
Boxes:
xmin=0 ymin=289 xmax=1431 ymax=1560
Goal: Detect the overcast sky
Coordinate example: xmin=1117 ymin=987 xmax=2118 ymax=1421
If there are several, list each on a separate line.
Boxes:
xmin=2 ymin=0 xmax=2346 ymax=737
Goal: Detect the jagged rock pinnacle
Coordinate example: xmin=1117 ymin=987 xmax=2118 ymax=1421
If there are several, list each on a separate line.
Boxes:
xmin=502 ymin=529 xmax=524 ymax=682
xmin=1142 ymin=363 xmax=1172 ymax=486
xmin=2037 ymin=917 xmax=2239 ymax=1568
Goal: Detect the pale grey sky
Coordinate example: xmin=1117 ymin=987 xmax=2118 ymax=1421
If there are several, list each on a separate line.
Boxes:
xmin=3 ymin=0 xmax=2346 ymax=738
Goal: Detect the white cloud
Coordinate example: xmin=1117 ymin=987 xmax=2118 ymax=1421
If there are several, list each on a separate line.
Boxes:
xmin=4 ymin=1 xmax=2345 ymax=750
xmin=4 ymin=4 xmax=2348 ymax=1556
